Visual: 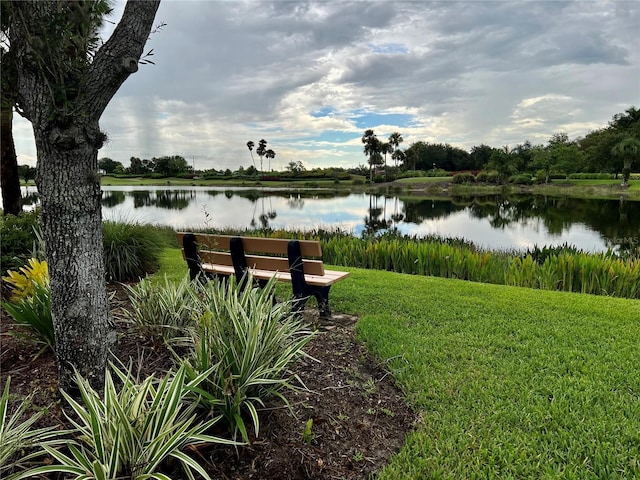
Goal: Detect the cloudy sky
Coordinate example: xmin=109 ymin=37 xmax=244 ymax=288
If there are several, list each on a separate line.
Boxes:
xmin=13 ymin=0 xmax=640 ymax=172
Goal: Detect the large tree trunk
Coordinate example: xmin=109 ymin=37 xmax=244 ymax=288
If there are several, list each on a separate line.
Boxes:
xmin=9 ymin=0 xmax=160 ymax=391
xmin=1 ymin=104 xmax=22 ymax=215
xmin=34 ymin=120 xmax=114 ymax=391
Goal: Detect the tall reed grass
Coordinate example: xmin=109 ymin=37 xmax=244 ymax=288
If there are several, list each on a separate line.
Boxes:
xmin=209 ymin=228 xmax=639 ymax=299
xmin=324 ymin=235 xmax=639 ymax=299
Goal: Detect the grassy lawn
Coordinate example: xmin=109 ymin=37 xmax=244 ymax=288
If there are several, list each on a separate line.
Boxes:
xmin=156 ymin=249 xmax=640 ymax=478
xmin=394 ymin=176 xmax=451 ymax=184
xmin=553 ymin=178 xmax=640 ymax=194
xmin=99 ymin=175 xmax=358 ymax=188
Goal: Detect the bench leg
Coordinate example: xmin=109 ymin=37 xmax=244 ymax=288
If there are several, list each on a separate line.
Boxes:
xmin=311 ymin=286 xmax=332 ymax=320
xmin=288 ymin=239 xmax=334 ymax=319
xmin=291 ymin=294 xmax=309 ymax=316
xmin=183 ymin=233 xmax=203 ymax=281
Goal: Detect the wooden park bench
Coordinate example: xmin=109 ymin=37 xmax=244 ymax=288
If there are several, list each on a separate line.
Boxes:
xmin=177 ymin=233 xmax=349 ymax=319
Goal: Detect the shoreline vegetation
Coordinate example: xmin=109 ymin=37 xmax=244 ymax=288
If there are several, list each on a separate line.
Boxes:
xmin=90 ymin=174 xmax=640 ymax=199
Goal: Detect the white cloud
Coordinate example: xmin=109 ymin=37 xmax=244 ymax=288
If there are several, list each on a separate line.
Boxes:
xmin=11 ymin=0 xmax=640 ymax=169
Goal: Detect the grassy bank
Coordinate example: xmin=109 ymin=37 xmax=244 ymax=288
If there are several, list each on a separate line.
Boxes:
xmin=396 ymin=177 xmax=640 ymax=199
xmin=96 ymin=175 xmax=640 ymax=199
xmin=156 ymin=249 xmax=640 ymax=478
xmin=99 ymin=175 xmax=360 ymax=189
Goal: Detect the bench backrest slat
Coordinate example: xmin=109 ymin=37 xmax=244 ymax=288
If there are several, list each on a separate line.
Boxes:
xmin=178 ymin=233 xmax=326 ymax=276
xmin=177 ymin=233 xmax=322 ymax=257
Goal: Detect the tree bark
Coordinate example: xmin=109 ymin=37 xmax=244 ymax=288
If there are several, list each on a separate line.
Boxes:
xmin=35 ymin=122 xmax=114 ymax=390
xmin=0 ymin=103 xmax=22 ymax=215
xmin=9 ymin=0 xmax=160 ymax=391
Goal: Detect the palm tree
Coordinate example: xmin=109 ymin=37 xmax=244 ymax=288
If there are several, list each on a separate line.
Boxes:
xmin=388 ymin=132 xmax=404 ymax=169
xmin=381 ymin=142 xmax=392 ymax=179
xmin=392 ymin=148 xmax=406 ymax=170
xmin=611 ymin=137 xmax=640 ymax=187
xmin=265 ymin=148 xmax=276 ymax=172
xmin=361 ymin=129 xmax=380 ymax=183
xmin=246 ymin=141 xmax=256 ymax=169
xmin=256 ymin=139 xmax=267 ymax=173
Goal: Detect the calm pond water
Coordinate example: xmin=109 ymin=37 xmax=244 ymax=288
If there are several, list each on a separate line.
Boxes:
xmin=17 ymin=186 xmax=640 ymax=252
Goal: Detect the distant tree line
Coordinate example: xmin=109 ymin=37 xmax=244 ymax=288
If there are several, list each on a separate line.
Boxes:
xmin=364 ymin=106 xmax=640 ymax=185
xmin=13 ymin=107 xmax=638 ymax=186
xmin=97 ymin=155 xmax=193 ymax=177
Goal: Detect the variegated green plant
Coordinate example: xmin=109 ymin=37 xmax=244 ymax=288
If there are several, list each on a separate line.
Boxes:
xmin=125 ymin=273 xmax=196 ymax=342
xmin=0 ymin=377 xmax=64 ymax=480
xmin=176 ymin=276 xmax=315 ymax=443
xmin=19 ymin=364 xmax=238 ymax=480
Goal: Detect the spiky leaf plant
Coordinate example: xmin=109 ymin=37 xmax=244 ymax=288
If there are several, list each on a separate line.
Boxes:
xmin=1 ymin=259 xmax=54 ymax=349
xmin=20 ymin=364 xmax=238 ymax=480
xmin=176 ymin=275 xmax=316 ymax=443
xmin=125 ymin=273 xmax=196 ymax=342
xmin=0 ymin=377 xmax=63 ymax=480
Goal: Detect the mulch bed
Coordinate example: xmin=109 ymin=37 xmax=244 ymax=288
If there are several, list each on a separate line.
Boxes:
xmin=1 ymin=284 xmax=417 ymax=479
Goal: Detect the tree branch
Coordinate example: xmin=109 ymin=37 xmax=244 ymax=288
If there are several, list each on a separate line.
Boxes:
xmin=84 ymin=0 xmax=160 ymax=120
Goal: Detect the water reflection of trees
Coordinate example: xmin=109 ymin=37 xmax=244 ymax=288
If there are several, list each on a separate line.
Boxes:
xmin=401 ymin=198 xmax=466 ymax=224
xmin=22 ymin=192 xmax=41 ymax=207
xmin=287 ymin=194 xmax=305 ymax=210
xmin=399 ymin=195 xmax=639 ymax=251
xmin=128 ymin=190 xmax=194 ymax=210
xmin=364 ymin=195 xmax=391 ymax=235
xmin=102 ymin=191 xmax=126 ymax=208
xmin=96 ymin=188 xmax=638 ymax=252
xmin=248 ymin=196 xmax=278 ymax=230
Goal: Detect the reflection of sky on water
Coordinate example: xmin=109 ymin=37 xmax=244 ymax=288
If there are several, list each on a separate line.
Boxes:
xmin=22 ymin=186 xmax=632 ymax=253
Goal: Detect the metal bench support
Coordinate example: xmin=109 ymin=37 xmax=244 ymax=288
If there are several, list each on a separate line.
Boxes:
xmin=288 ymin=240 xmax=332 ymax=319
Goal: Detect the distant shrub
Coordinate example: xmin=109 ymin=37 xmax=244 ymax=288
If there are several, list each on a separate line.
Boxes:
xmin=533 ymin=170 xmax=548 ymax=184
xmin=476 ymin=170 xmax=501 ymax=184
xmin=475 ymin=171 xmax=488 ymax=183
xmin=373 ymin=175 xmax=385 ymax=183
xmin=452 ymin=172 xmax=476 ymax=184
xmin=352 ymin=178 xmax=365 ymax=186
xmin=549 ymin=173 xmax=567 ymax=180
xmin=568 ymin=173 xmax=615 ymax=180
xmin=426 ymin=168 xmax=449 ymax=178
xmin=509 ymin=174 xmax=533 ymax=185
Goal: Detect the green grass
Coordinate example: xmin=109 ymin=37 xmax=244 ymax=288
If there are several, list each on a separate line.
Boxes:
xmin=394 ymin=176 xmax=451 ymax=184
xmin=156 ymin=249 xmax=640 ymax=478
xmin=100 ymin=175 xmax=355 ymax=189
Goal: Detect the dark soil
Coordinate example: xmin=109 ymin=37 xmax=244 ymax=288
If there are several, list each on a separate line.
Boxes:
xmin=1 ymin=284 xmax=416 ymax=479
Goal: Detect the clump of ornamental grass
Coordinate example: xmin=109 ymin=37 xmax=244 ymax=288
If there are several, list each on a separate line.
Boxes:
xmin=124 ymin=273 xmax=196 ymax=342
xmin=173 ymin=275 xmax=316 ymax=443
xmin=102 ymin=219 xmax=170 ymax=282
xmin=20 ymin=364 xmax=238 ymax=480
xmin=0 ymin=378 xmax=64 ymax=480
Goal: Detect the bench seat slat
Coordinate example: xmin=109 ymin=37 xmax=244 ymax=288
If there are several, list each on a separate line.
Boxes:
xmin=201 ymin=263 xmax=349 ymax=286
xmin=197 ymin=250 xmax=326 ymax=276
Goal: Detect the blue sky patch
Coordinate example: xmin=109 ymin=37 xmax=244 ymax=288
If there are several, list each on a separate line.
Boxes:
xmin=368 ymin=43 xmax=409 ymax=54
xmin=353 ymin=112 xmax=414 ymax=129
xmin=310 ymin=106 xmax=337 ymax=118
